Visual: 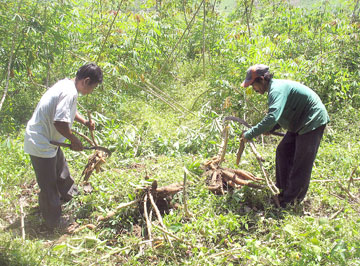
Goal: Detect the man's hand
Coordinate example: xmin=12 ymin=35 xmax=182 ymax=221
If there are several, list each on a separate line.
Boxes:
xmin=75 ymin=111 xmax=95 ymax=130
xmin=54 ymin=121 xmax=83 ymax=151
xmin=69 ymin=135 xmax=83 ymax=151
xmin=241 ymin=132 xmax=248 ymax=142
xmin=85 ymin=119 xmax=95 ymax=131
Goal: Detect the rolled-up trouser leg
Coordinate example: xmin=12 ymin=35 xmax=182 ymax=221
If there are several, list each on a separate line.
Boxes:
xmin=55 ymin=148 xmax=78 ymax=202
xmin=276 ymin=132 xmax=296 ymax=197
xmin=30 ymin=155 xmax=61 ymax=228
xmin=281 ymin=125 xmax=326 ymax=205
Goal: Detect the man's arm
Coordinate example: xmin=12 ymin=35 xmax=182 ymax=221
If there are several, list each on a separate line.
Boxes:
xmin=75 ymin=111 xmax=95 ymax=130
xmin=54 ymin=121 xmax=83 ymax=151
xmin=244 ymin=90 xmax=286 ymax=140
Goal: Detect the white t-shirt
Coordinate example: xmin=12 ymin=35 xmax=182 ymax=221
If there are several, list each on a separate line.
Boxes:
xmin=24 ymin=79 xmax=78 ymax=158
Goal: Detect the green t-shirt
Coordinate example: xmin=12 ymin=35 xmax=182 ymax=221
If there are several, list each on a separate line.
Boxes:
xmin=244 ymin=79 xmax=330 ymax=140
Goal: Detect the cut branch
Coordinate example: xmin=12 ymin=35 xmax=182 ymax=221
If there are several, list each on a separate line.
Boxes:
xmin=133 ymin=82 xmax=185 ymax=115
xmin=183 ymin=169 xmax=190 ymax=217
xmin=19 ymin=199 xmax=25 ymax=240
xmin=97 ymin=198 xmax=141 ymax=221
xmin=143 ymin=194 xmax=152 ymax=244
xmin=248 ymin=141 xmax=265 ymax=162
xmin=148 ymin=191 xmax=173 ymax=247
xmin=236 ymin=136 xmax=246 ymax=165
xmin=218 ymin=125 xmax=229 ymax=165
xmin=145 ymin=80 xmax=195 ymax=116
xmin=330 ymin=207 xmax=344 ymax=220
xmin=73 ymin=130 xmax=94 ymax=146
xmin=87 ymin=110 xmax=97 ymax=146
xmin=248 ymin=140 xmax=279 ymax=197
xmin=152 ymin=223 xmax=195 ymax=248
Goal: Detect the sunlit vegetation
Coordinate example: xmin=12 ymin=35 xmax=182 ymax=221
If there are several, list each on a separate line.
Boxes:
xmin=1 ymin=0 xmax=360 ymax=265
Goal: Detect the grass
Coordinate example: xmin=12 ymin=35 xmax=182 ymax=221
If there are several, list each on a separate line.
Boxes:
xmin=1 ymin=0 xmax=359 ymax=264
xmin=1 ymin=98 xmax=360 ymax=265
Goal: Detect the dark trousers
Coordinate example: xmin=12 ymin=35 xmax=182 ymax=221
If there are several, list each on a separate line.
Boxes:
xmin=30 ymin=148 xmax=78 ymax=228
xmin=276 ymin=125 xmax=326 ymax=206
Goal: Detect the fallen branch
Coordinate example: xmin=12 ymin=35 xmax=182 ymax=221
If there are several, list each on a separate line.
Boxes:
xmin=97 ymin=198 xmax=141 ymax=221
xmin=145 ymin=80 xmax=195 ymax=116
xmin=183 ymin=168 xmax=192 ymax=218
xmin=19 ymin=199 xmax=25 ymax=240
xmin=134 ymin=82 xmax=186 ymax=115
xmin=207 ymin=247 xmax=243 ymax=259
xmin=143 ymin=194 xmax=152 ymax=245
xmin=247 ymin=140 xmax=279 ymax=204
xmin=148 ymin=191 xmax=173 ymax=247
xmin=70 ymin=224 xmax=97 ymax=234
xmin=348 ymin=165 xmax=358 ymax=191
xmin=152 ymin=223 xmax=195 ymax=248
xmin=330 ymin=207 xmax=344 ymax=220
xmin=248 ymin=140 xmax=265 ymax=162
xmin=337 ymin=182 xmax=358 ymax=203
xmin=100 ymin=238 xmax=162 ymax=260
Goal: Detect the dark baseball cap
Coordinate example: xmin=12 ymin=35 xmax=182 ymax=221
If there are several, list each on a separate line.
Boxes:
xmin=241 ymin=64 xmax=270 ymax=88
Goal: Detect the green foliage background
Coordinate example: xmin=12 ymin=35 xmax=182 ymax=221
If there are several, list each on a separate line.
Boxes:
xmin=0 ymin=0 xmax=360 ymax=265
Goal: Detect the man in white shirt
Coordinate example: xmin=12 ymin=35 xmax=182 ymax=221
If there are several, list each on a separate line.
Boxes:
xmin=24 ymin=63 xmax=103 ymax=230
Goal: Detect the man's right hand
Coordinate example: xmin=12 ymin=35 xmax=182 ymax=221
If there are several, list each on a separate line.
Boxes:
xmin=69 ymin=136 xmax=83 ymax=151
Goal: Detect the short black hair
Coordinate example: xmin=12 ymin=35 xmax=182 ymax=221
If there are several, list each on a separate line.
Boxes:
xmin=254 ymin=71 xmax=273 ymax=84
xmin=76 ymin=63 xmax=103 ymax=85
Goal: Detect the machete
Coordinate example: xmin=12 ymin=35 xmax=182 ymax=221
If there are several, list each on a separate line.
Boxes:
xmin=50 ymin=141 xmax=112 ymax=156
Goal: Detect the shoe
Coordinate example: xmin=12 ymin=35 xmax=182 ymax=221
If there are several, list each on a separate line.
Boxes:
xmin=45 ymin=216 xmax=73 ymax=233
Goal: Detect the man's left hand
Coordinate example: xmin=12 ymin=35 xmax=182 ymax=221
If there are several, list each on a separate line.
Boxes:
xmin=85 ymin=120 xmax=95 ymax=131
xmin=241 ymin=132 xmax=248 ymax=142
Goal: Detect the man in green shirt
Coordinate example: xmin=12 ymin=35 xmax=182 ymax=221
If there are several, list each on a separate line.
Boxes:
xmin=241 ymin=64 xmax=329 ymax=207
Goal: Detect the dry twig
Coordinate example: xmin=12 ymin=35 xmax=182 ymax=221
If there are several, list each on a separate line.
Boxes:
xmin=148 ymin=191 xmax=173 ymax=247
xmin=330 ymin=207 xmax=344 ymax=220
xmin=248 ymin=140 xmax=279 ymax=195
xmin=143 ymin=194 xmax=152 ymax=244
xmin=19 ymin=199 xmax=25 ymax=240
xmin=152 ymin=223 xmax=195 ymax=248
xmin=97 ymin=198 xmax=141 ymax=221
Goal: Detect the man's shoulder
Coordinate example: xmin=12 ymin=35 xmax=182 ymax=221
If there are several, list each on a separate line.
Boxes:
xmin=50 ymin=79 xmax=77 ymax=96
xmin=269 ymin=79 xmax=290 ymax=94
xmin=272 ymin=79 xmax=298 ymax=87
